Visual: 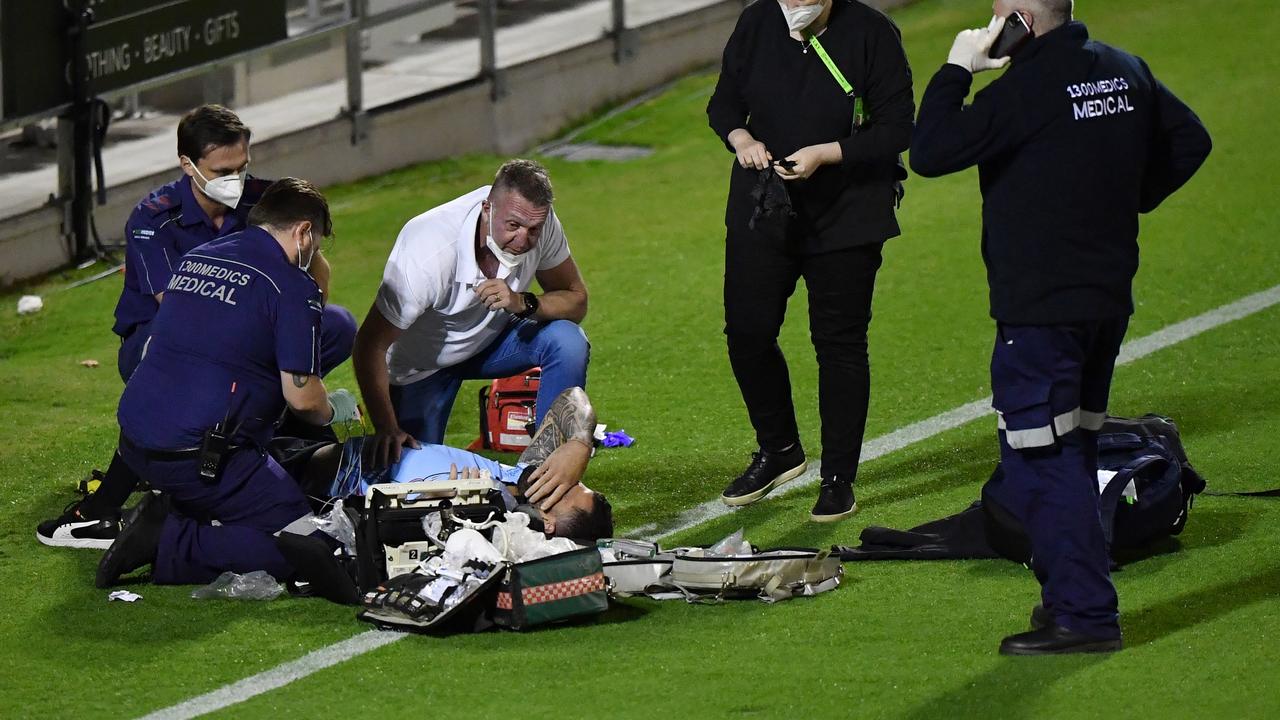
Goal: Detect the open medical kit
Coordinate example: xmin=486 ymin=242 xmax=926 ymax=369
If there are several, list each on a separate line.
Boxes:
xmin=353 ymin=475 xmax=608 ymax=634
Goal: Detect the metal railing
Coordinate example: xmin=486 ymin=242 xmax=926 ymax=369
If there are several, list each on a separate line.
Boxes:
xmin=2 ymin=0 xmax=725 ymax=264
xmin=341 ymin=0 xmax=643 ymax=141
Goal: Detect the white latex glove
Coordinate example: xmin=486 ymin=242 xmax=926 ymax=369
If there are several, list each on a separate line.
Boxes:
xmin=947 ymin=15 xmax=1013 ymax=74
xmin=327 ymin=388 xmax=361 ymax=425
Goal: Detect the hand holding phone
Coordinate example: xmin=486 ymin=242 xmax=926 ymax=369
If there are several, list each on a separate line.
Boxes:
xmin=989 ymin=12 xmax=1033 ymax=59
xmin=948 ymin=16 xmax=1016 ymax=73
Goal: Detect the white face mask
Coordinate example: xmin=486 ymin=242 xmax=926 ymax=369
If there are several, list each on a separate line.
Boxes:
xmin=184 ymin=156 xmax=246 ymax=209
xmin=779 ymin=1 xmax=824 ymax=33
xmin=484 ymin=206 xmax=524 ymax=270
xmin=298 ymin=230 xmax=317 ymax=273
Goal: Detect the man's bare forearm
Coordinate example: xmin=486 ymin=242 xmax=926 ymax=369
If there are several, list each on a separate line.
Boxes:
xmin=519 ymin=387 xmax=595 ymax=466
xmin=353 ymin=331 xmax=397 ymax=431
xmin=531 ymin=289 xmax=588 ymax=324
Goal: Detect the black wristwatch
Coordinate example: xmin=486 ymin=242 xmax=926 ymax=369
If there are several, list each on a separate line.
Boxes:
xmin=516 ymin=291 xmax=539 ymax=319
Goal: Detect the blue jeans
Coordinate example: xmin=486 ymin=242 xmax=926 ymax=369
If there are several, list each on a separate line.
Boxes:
xmin=391 ymin=318 xmax=589 ymax=444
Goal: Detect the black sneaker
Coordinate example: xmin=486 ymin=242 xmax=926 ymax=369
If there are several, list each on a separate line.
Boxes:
xmin=95 ymin=493 xmax=168 ymax=588
xmin=36 ymin=499 xmax=120 ymax=550
xmin=810 ymin=475 xmax=857 ymax=522
xmin=720 ymin=445 xmax=807 ymax=507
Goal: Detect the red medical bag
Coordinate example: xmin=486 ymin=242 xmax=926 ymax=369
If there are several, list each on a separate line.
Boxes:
xmin=470 ymin=369 xmax=540 ymax=452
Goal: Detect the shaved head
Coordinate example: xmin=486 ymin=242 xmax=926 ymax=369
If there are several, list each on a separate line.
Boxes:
xmin=995 ymin=0 xmax=1073 ymax=33
xmin=1030 ymin=0 xmax=1073 ymax=25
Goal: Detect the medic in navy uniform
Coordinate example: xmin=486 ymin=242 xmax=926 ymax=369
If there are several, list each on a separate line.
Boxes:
xmin=911 ymin=1 xmax=1211 ymax=655
xmin=96 ymin=178 xmax=360 ymax=588
xmin=36 ymin=106 xmax=356 ymax=550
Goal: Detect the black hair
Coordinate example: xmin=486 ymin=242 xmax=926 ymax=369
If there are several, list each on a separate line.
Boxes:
xmin=556 ymin=492 xmax=614 ymax=542
xmin=248 ymin=177 xmax=333 ymax=237
xmin=176 ymin=104 xmax=251 ymax=162
xmin=493 ymin=158 xmax=554 ymax=207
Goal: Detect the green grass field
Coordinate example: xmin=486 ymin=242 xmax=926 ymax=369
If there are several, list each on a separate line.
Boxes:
xmin=3 ymin=0 xmax=1279 ymax=716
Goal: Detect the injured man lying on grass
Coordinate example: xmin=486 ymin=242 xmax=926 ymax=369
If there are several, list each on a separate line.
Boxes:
xmin=96 ymin=387 xmax=613 ymax=598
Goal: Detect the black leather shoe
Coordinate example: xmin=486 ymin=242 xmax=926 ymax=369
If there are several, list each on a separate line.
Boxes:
xmin=1030 ymin=604 xmax=1053 ymax=630
xmin=276 ymin=532 xmax=361 ymax=605
xmin=810 ymin=475 xmax=857 ymax=522
xmin=720 ymin=445 xmax=807 ymax=507
xmin=999 ymin=623 xmax=1122 ymax=655
xmin=95 ymin=492 xmax=167 ymax=588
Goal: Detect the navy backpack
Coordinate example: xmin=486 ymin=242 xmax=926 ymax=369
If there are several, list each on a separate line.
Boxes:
xmin=982 ymin=414 xmax=1208 ymax=563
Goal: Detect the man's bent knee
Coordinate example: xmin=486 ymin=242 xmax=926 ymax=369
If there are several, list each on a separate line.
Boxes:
xmin=538 ymin=320 xmax=590 ymax=364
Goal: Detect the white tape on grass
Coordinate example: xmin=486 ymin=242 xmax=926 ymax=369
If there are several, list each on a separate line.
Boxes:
xmin=138 ymin=283 xmax=1280 ymax=720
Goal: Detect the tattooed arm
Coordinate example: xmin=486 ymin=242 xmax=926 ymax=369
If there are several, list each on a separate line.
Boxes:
xmin=519 ymin=387 xmax=596 ymax=509
xmin=519 ymin=387 xmax=596 ymax=466
xmin=279 ymin=370 xmax=334 ymax=426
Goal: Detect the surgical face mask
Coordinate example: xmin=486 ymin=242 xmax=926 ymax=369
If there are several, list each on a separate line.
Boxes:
xmin=297 ymin=230 xmax=316 ymax=272
xmin=184 ymin=156 xmax=246 ymax=209
xmin=779 ymin=1 xmax=824 ymax=33
xmin=484 ymin=208 xmax=524 ymax=270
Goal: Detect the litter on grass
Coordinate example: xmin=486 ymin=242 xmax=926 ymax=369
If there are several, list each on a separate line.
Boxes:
xmin=17 ymin=295 xmax=43 ymax=315
xmin=191 ymin=571 xmax=285 ymax=601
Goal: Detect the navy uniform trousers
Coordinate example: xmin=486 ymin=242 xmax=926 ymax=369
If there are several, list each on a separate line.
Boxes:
xmin=985 ymin=318 xmax=1129 ymax=640
xmin=118 ymin=444 xmax=312 ymax=585
xmin=118 ymin=305 xmax=357 ymax=585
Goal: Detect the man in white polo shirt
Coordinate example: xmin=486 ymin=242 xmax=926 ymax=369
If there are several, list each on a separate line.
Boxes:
xmin=353 ymin=159 xmax=590 ymax=493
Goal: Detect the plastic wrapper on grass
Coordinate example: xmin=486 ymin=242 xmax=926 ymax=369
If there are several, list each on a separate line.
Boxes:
xmin=191 ymin=571 xmax=285 ymax=601
xmin=601 ymin=430 xmax=634 ymax=448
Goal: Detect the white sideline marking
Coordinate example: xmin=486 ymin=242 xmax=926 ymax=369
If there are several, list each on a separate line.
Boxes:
xmin=136 ymin=631 xmax=404 ymax=720
xmin=138 ymin=284 xmax=1280 ymax=719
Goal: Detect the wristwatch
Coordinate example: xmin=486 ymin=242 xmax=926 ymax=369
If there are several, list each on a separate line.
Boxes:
xmin=516 ymin=291 xmax=539 ymax=319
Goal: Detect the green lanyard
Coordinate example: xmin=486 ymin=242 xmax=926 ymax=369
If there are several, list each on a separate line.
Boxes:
xmin=805 ymin=33 xmax=867 ymax=129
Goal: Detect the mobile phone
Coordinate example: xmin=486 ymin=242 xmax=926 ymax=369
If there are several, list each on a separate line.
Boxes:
xmin=989 ymin=12 xmax=1032 ymax=59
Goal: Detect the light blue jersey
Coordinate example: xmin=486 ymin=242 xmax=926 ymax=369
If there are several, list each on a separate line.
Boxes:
xmin=330 ymin=437 xmax=527 ymax=498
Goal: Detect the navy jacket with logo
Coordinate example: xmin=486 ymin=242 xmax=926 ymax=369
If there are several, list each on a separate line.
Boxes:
xmin=113 ymin=174 xmax=271 ymax=340
xmin=118 ymin=226 xmax=323 ymax=450
xmin=911 ymin=22 xmax=1211 ymax=324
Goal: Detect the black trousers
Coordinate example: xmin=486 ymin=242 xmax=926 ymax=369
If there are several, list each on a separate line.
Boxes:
xmin=724 ymin=224 xmax=884 ymax=479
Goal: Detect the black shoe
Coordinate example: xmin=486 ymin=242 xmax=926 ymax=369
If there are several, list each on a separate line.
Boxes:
xmin=36 ymin=499 xmax=120 ymax=550
xmin=720 ymin=445 xmax=807 ymax=507
xmin=810 ymin=475 xmax=857 ymax=522
xmin=276 ymin=532 xmax=361 ymax=605
xmin=95 ymin=493 xmax=168 ymax=588
xmin=999 ymin=623 xmax=1123 ymax=655
xmin=1030 ymin=604 xmax=1053 ymax=630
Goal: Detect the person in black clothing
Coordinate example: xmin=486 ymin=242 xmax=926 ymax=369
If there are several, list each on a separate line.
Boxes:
xmin=911 ymin=0 xmax=1211 ymax=655
xmin=706 ymin=0 xmax=913 ymax=522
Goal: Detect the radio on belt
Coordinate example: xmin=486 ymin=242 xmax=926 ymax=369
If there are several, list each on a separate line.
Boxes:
xmin=199 ymin=381 xmax=239 ymax=484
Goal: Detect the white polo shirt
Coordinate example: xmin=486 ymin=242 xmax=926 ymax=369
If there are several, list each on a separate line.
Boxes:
xmin=375 ymin=185 xmax=571 ymax=385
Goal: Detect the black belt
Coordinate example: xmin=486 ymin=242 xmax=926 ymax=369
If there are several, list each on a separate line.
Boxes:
xmin=119 ymin=433 xmax=203 ymax=462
